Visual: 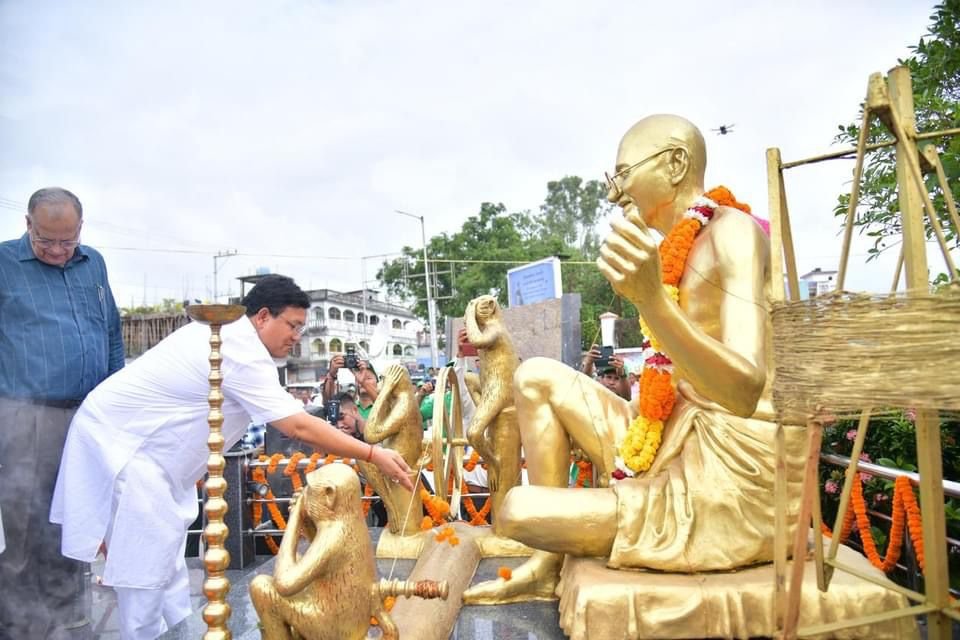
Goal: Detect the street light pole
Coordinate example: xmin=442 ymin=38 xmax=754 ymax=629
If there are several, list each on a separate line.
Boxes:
xmin=395 ymin=210 xmax=439 ymax=368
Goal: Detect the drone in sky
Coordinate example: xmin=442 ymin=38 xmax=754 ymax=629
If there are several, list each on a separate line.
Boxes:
xmin=712 ymin=123 xmax=735 ymax=135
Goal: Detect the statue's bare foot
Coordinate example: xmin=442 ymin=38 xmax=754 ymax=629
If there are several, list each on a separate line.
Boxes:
xmin=462 ymin=551 xmax=561 ymax=605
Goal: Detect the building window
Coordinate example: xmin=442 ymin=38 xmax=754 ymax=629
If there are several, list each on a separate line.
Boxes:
xmin=369 ymin=315 xmax=379 ymax=325
xmin=344 ymin=310 xmax=356 ymax=322
xmin=403 ymin=320 xmax=412 ymax=329
xmin=357 ymin=312 xmax=365 ymax=324
xmin=329 ymin=338 xmax=343 ymax=352
xmin=403 ymin=346 xmax=414 ymax=356
xmin=313 ymin=308 xmax=323 ymax=322
xmin=311 ymin=339 xmax=326 ymax=355
xmin=392 ymin=319 xmax=402 ymax=329
xmin=292 ymin=342 xmax=302 ymax=357
xmin=392 ymin=344 xmax=403 ymax=356
xmin=328 ymin=307 xmax=341 ymax=320
xmin=359 ymin=341 xmax=369 ymax=352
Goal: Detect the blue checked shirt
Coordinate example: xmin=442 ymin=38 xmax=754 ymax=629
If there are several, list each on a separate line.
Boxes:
xmin=0 ymin=233 xmax=124 ymax=402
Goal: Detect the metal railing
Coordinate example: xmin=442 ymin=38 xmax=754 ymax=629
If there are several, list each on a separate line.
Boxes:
xmin=820 ymin=453 xmax=959 ymax=598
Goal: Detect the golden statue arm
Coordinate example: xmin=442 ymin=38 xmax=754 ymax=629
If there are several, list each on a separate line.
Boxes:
xmin=464 ymin=301 xmax=501 ymax=349
xmin=632 ymin=217 xmax=769 ymax=417
xmin=274 ymin=516 xmax=346 ymax=597
xmin=365 ymin=394 xmax=414 ymax=445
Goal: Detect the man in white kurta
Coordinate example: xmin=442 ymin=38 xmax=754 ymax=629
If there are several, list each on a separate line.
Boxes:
xmin=50 ymin=275 xmax=414 ymax=640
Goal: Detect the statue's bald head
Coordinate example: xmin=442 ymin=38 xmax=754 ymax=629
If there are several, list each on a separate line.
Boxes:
xmin=617 ymin=114 xmax=706 ymax=187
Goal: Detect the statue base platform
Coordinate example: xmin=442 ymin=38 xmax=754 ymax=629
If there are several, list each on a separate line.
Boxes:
xmin=557 ymin=541 xmax=918 ymax=639
xmin=376 ymin=525 xmax=534 ymax=559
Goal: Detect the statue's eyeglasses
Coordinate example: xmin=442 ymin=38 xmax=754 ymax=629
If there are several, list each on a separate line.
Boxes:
xmin=604 ymin=147 xmax=677 ymax=198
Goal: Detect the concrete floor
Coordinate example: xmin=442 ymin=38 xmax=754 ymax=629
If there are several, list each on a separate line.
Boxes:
xmin=82 ymin=528 xmax=566 ymax=640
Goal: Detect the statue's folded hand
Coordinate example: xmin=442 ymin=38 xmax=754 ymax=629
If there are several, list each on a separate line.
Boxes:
xmin=597 ymin=208 xmax=663 ymax=304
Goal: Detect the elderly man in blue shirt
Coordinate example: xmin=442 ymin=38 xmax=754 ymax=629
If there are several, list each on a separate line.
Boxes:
xmin=0 ymin=187 xmax=123 ymax=639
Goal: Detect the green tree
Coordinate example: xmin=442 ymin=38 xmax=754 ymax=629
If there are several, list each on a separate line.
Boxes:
xmin=377 ymin=177 xmax=632 ymax=349
xmin=537 ymin=176 xmax=612 ymax=256
xmin=833 ymin=2 xmax=959 ymax=264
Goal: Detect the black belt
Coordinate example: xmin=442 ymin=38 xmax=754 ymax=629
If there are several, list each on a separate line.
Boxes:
xmin=1 ymin=397 xmax=82 ymax=409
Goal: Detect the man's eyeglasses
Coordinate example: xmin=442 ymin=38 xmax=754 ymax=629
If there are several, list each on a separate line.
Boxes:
xmin=29 ymin=229 xmax=81 ymax=250
xmin=604 ymin=147 xmax=676 ymax=199
xmin=281 ymin=317 xmax=307 ymax=336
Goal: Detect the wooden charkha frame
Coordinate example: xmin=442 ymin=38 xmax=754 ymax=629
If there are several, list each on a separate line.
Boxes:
xmin=766 ymin=66 xmax=958 ymax=639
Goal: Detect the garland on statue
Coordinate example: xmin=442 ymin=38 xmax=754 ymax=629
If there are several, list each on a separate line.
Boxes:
xmin=614 ymin=186 xmax=753 ymax=478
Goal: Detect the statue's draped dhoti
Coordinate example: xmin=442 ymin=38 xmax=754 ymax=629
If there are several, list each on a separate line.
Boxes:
xmin=608 ymin=399 xmax=806 ymax=572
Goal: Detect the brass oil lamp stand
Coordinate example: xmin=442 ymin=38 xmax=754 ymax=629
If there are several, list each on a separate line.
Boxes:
xmin=186 ymin=304 xmax=246 ymax=640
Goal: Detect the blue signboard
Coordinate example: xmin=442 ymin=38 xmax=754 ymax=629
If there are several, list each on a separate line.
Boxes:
xmin=507 ymin=257 xmax=563 ymax=307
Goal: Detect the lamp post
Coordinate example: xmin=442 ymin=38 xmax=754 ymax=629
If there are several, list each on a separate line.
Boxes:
xmin=394 ymin=210 xmax=439 ymax=368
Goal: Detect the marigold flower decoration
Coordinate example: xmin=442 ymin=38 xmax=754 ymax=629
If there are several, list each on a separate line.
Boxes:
xmin=614 ymin=187 xmax=753 ymax=478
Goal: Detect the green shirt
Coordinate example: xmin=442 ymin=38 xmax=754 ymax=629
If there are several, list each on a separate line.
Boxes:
xmin=357 ymin=402 xmax=373 ymax=420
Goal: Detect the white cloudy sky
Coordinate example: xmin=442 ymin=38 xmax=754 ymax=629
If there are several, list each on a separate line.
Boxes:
xmin=0 ymin=0 xmax=948 ymax=308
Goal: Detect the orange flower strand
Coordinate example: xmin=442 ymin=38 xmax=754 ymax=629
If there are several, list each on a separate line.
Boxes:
xmin=639 ymin=368 xmax=675 ymax=422
xmin=284 ymin=452 xmax=305 ymax=492
xmin=303 ymin=452 xmax=321 ymax=474
xmin=250 ymin=465 xmax=284 ymax=555
xmin=704 ymin=186 xmax=751 ymax=214
xmin=498 ymin=567 xmax=512 ymax=581
xmin=420 ymin=516 xmax=435 ymax=531
xmin=822 ymin=473 xmax=926 ymax=575
xmin=362 ymin=483 xmax=374 ymax=517
xmin=266 ymin=452 xmax=284 ymax=475
xmin=464 ymin=450 xmax=480 ymax=471
xmin=658 ymin=218 xmax=702 ymax=286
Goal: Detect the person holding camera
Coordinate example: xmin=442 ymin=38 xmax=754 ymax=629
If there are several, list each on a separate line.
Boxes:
xmin=581 ymin=344 xmax=631 ymax=401
xmin=321 ymin=354 xmax=379 ymax=412
xmin=329 ymin=392 xmax=366 ymax=439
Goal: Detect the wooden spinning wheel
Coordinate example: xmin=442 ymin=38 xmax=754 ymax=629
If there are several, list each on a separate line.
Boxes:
xmin=430 ymin=366 xmax=466 ymax=516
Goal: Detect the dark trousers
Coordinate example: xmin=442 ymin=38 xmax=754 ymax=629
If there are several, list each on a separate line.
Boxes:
xmin=0 ymin=400 xmax=89 ymax=640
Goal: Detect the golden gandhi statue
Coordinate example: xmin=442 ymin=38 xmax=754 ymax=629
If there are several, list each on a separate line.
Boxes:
xmin=358 ymin=364 xmax=423 ymax=536
xmin=463 ymin=114 xmax=805 ymax=604
xmin=463 ymin=295 xmax=522 ymax=524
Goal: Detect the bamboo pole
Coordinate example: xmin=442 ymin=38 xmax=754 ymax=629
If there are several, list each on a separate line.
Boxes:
xmin=888 ymin=65 xmax=952 ymax=640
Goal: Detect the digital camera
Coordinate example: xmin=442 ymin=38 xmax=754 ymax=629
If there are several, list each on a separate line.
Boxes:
xmin=324 ymin=399 xmax=341 ymax=424
xmin=344 ymin=345 xmax=360 ymax=371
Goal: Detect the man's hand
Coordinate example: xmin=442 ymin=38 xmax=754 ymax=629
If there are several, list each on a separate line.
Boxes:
xmin=598 ymin=204 xmax=664 ymax=304
xmin=328 ymin=354 xmax=345 ymax=377
xmin=581 ymin=344 xmax=601 ymax=376
xmin=371 ymin=447 xmax=414 ymax=491
xmin=609 ymin=353 xmax=626 ymax=375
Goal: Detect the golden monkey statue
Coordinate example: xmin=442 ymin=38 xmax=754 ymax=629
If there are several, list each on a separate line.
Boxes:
xmin=250 ymin=463 xmax=447 ymax=640
xmin=463 ymin=294 xmax=522 ymax=528
xmin=358 ymin=364 xmax=423 ymax=536
xmin=463 ymin=114 xmax=807 ymax=605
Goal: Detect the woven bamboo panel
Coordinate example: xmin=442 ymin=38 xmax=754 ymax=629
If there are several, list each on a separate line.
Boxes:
xmin=771 ymin=288 xmax=960 ymax=418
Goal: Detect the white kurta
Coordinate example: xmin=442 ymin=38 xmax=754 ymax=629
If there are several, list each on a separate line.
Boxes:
xmin=50 ymin=317 xmax=303 ymax=588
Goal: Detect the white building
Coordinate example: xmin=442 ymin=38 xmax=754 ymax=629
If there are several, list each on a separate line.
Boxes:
xmin=799 ymin=267 xmax=837 ymax=299
xmin=291 ymin=288 xmax=425 ymax=383
xmin=236 ymin=274 xmax=425 ymax=384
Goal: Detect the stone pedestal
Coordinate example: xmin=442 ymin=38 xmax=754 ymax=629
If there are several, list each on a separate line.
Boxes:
xmin=557 ymin=542 xmax=918 ymax=640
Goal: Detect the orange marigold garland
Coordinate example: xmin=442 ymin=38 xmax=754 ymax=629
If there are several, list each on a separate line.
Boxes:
xmin=463 ymin=484 xmax=492 ymax=525
xmin=614 ymin=187 xmax=752 ymax=479
xmin=821 ymin=473 xmax=926 ymax=574
xmin=284 ymin=451 xmax=305 ymax=492
xmin=498 ymin=566 xmax=512 ymax=581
